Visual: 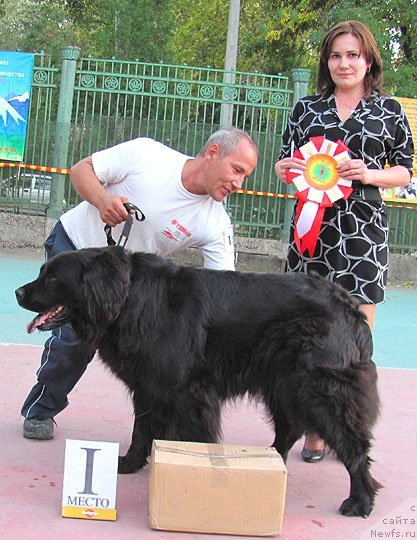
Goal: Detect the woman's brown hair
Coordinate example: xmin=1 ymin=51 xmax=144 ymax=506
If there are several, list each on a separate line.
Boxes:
xmin=317 ymin=20 xmax=385 ymax=98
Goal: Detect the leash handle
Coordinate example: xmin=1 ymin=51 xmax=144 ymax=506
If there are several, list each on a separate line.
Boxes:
xmin=123 ymin=202 xmax=145 ymax=222
xmin=105 ymin=201 xmax=146 ymax=247
xmin=117 ymin=212 xmax=133 ymax=248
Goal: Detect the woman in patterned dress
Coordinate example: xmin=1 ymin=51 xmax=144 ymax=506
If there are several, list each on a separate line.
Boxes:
xmin=275 ymin=20 xmax=414 ymax=462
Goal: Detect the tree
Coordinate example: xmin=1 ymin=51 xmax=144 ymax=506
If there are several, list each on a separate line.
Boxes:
xmin=0 ymin=0 xmax=175 ymax=63
xmin=371 ymin=0 xmax=417 ymax=97
xmin=0 ymin=0 xmax=75 ymax=59
xmin=169 ymin=0 xmax=230 ymax=68
xmin=49 ymin=0 xmax=175 ymax=61
xmin=238 ymin=0 xmax=330 ymax=75
xmin=0 ymin=0 xmax=415 ymax=97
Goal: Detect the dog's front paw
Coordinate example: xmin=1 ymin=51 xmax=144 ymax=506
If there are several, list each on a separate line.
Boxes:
xmin=118 ymin=454 xmax=146 ymax=474
xmin=339 ymin=495 xmax=373 ymax=518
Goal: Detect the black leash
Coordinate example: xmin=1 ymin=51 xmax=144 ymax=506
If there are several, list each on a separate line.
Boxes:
xmin=104 ymin=202 xmax=145 ymax=248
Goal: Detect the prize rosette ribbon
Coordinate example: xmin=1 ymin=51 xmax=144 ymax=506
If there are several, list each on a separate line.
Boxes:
xmin=285 ymin=136 xmax=352 ymax=256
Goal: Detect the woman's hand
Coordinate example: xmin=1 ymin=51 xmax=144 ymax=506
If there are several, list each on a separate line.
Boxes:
xmin=337 ymin=159 xmax=375 ymax=184
xmin=274 ymin=157 xmax=305 ymax=182
xmin=337 ymin=160 xmax=411 ymax=188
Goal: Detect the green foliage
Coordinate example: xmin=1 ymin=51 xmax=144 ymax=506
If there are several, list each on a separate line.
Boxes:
xmin=0 ymin=0 xmax=175 ymax=63
xmin=66 ymin=0 xmax=175 ymax=62
xmin=239 ymin=0 xmax=331 ymax=76
xmin=0 ymin=0 xmax=415 ymax=97
xmin=169 ymin=0 xmax=229 ymax=68
xmin=0 ymin=0 xmax=76 ymax=59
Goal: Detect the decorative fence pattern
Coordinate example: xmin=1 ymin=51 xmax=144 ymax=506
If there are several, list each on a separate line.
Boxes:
xmin=68 ymin=57 xmax=295 ymax=240
xmin=0 ymin=49 xmax=416 ymax=253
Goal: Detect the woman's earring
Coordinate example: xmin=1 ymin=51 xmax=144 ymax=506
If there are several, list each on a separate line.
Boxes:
xmin=366 ymin=66 xmax=371 ymax=74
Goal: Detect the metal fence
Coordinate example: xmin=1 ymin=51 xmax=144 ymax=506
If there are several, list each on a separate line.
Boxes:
xmin=68 ymin=55 xmax=295 ymax=240
xmin=0 ymin=48 xmax=416 ymax=253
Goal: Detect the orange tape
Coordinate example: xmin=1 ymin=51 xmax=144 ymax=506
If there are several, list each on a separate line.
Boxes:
xmin=1 ymin=165 xmax=415 ymax=211
xmin=235 ymin=189 xmax=417 ymax=210
xmin=236 ymin=189 xmax=294 ymax=199
xmin=0 ymin=162 xmax=71 ymax=175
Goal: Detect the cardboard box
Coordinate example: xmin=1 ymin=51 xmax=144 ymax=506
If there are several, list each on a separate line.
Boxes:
xmin=148 ymin=440 xmax=287 ymax=536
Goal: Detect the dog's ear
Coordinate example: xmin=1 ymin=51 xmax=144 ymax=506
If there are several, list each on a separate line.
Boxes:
xmin=80 ymin=248 xmax=131 ymax=329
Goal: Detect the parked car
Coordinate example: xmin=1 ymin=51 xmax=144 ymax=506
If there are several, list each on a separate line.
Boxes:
xmin=5 ymin=172 xmax=52 ymax=204
xmin=395 ymin=177 xmax=417 ymax=200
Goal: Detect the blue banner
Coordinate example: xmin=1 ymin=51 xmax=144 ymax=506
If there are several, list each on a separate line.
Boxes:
xmin=0 ymin=51 xmax=34 ymax=161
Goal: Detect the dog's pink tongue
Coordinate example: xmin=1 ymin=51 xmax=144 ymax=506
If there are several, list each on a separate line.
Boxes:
xmin=27 ymin=313 xmax=49 ymax=334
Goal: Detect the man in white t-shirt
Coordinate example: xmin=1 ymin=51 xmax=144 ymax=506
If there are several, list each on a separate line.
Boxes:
xmin=21 ymin=127 xmax=258 ymax=440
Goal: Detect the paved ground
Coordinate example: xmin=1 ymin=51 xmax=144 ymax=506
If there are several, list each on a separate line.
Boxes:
xmin=1 ymin=251 xmax=416 ymax=539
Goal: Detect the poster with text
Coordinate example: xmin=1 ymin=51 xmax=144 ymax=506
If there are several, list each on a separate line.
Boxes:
xmin=0 ymin=51 xmax=34 ymax=161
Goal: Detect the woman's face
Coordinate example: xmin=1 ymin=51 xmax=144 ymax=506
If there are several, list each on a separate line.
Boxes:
xmin=327 ymin=33 xmax=371 ymax=93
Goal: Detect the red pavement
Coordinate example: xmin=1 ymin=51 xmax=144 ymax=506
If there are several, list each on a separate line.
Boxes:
xmin=1 ymin=343 xmax=416 ymax=539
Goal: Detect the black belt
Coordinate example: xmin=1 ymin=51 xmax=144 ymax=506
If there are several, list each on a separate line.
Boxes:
xmin=350 ymin=185 xmax=382 ymax=202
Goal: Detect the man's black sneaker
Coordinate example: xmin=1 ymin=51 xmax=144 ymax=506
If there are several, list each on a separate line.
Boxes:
xmin=23 ymin=417 xmax=54 ymax=440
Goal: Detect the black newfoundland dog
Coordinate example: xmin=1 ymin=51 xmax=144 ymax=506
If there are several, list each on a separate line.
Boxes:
xmin=16 ymin=246 xmax=381 ymax=517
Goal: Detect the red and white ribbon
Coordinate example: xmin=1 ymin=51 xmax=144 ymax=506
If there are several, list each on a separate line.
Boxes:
xmin=285 ymin=136 xmax=352 ymax=256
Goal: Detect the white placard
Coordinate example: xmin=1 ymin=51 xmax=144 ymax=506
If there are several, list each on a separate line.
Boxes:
xmin=62 ymin=439 xmax=119 ymax=521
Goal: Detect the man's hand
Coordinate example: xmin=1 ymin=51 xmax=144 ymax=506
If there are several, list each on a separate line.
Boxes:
xmin=97 ymin=195 xmax=129 ymax=227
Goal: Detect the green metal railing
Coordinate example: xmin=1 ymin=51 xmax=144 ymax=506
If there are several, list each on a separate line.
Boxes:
xmin=387 ymin=201 xmax=417 ymax=254
xmin=66 ymin=57 xmax=295 ymax=239
xmin=0 ymin=49 xmax=416 ymax=253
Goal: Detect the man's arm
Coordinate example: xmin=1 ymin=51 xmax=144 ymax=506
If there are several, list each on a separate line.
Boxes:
xmin=70 ymin=156 xmax=128 ymax=227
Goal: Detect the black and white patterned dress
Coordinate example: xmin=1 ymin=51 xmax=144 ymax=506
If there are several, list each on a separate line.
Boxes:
xmin=280 ymin=91 xmax=414 ymax=304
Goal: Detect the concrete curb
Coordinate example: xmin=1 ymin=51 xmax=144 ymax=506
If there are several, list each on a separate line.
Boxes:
xmin=1 ymin=213 xmax=416 ymax=284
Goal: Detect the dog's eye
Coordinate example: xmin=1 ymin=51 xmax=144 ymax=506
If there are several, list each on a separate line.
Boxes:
xmin=45 ymin=275 xmax=57 ymax=285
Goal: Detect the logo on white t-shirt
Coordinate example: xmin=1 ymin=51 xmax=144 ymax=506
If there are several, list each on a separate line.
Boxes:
xmin=162 ymin=219 xmax=192 ymax=242
xmin=223 ymin=225 xmax=234 ymax=253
